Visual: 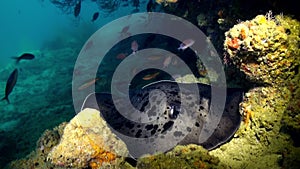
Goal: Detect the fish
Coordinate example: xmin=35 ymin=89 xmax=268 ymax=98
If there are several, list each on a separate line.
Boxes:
xmin=91 ymin=12 xmax=99 ymax=22
xmin=74 ymin=0 xmax=81 ymax=18
xmin=116 ymin=53 xmax=127 ymax=59
xmin=12 ymin=53 xmax=35 ymax=63
xmin=84 ymin=40 xmax=93 ymax=52
xmin=119 ymin=26 xmax=131 ymax=38
xmin=121 ymin=26 xmax=130 ymax=34
xmin=147 ymin=55 xmax=161 ymax=61
xmin=131 ymin=40 xmax=139 ymax=54
xmin=78 ymin=78 xmax=99 ymax=91
xmin=163 ymin=56 xmax=172 ymax=68
xmin=142 ymin=72 xmax=160 ymax=80
xmin=81 ymin=80 xmax=243 ymax=158
xmin=178 ymin=39 xmax=195 ymax=50
xmin=146 ymin=0 xmax=154 ymax=12
xmin=1 ymin=69 xmax=18 ymax=103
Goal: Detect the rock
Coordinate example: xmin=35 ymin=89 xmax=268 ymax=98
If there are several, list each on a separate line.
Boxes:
xmin=137 ymin=144 xmax=223 ymax=169
xmin=47 ymin=108 xmax=128 ymax=168
xmin=224 ymin=13 xmax=300 ymax=85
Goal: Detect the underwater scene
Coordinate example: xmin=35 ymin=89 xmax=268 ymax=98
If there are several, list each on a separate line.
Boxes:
xmin=0 ymin=0 xmax=299 ymax=168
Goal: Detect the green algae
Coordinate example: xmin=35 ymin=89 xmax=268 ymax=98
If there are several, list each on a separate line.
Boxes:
xmin=209 ymin=13 xmax=300 ymax=169
xmin=137 ymin=144 xmax=223 ymax=169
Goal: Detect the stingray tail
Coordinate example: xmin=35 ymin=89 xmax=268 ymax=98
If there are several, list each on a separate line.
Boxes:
xmin=1 ymin=96 xmax=10 ymax=104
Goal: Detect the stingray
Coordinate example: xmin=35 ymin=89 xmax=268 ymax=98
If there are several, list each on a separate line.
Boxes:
xmin=81 ymin=80 xmax=243 ymax=158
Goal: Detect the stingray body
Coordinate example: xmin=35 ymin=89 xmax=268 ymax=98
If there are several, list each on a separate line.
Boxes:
xmin=81 ymin=80 xmax=243 ymax=158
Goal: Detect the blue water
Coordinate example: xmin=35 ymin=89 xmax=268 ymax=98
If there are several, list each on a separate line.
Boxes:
xmin=0 ymin=0 xmax=144 ymax=66
xmin=0 ymin=0 xmax=147 ymax=167
xmin=1 ymin=1 xmax=68 ymax=67
xmin=0 ymin=0 xmax=299 ymax=168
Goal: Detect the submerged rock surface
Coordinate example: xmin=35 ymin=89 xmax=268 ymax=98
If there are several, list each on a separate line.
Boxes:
xmin=47 ymin=108 xmax=128 ymax=168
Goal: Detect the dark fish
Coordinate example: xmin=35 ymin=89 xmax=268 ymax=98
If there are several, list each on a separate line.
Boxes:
xmin=132 ymin=0 xmax=140 ymax=9
xmin=91 ymin=12 xmax=99 ymax=22
xmin=74 ymin=0 xmax=81 ymax=18
xmin=1 ymin=69 xmax=18 ymax=103
xmin=81 ymin=80 xmax=243 ymax=158
xmin=12 ymin=53 xmax=35 ymax=63
xmin=146 ymin=0 xmax=153 ymax=12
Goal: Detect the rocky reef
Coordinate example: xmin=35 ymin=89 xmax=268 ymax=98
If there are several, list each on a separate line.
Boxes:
xmin=213 ymin=12 xmax=300 ymax=169
xmin=7 ymin=108 xmax=131 ymax=169
xmin=47 ymin=108 xmax=129 ymax=169
xmin=137 ymin=144 xmax=222 ymax=169
xmin=224 ymin=12 xmax=300 ymax=85
xmin=6 ymin=9 xmax=300 ymax=169
xmin=8 ymin=122 xmax=66 ymax=169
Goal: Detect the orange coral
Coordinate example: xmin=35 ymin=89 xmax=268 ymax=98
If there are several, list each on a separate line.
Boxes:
xmin=227 ymin=37 xmax=240 ymax=49
xmin=240 ymin=28 xmax=247 ymax=40
xmin=88 ymin=138 xmax=117 ymax=169
xmin=193 ymin=160 xmax=207 ymax=169
xmin=243 ymin=105 xmax=253 ymax=127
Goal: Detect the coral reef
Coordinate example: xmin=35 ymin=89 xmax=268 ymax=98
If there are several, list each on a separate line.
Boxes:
xmin=7 ymin=108 xmax=131 ymax=169
xmin=209 ymin=13 xmax=300 ymax=169
xmin=47 ymin=108 xmax=129 ymax=168
xmin=209 ymin=86 xmax=292 ymax=168
xmin=137 ymin=144 xmax=223 ymax=169
xmin=224 ymin=13 xmax=300 ymax=85
xmin=8 ymin=122 xmax=66 ymax=169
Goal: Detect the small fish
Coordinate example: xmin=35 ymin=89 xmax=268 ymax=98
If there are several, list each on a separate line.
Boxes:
xmin=12 ymin=53 xmax=35 ymax=63
xmin=172 ymin=58 xmax=178 ymax=65
xmin=116 ymin=53 xmax=127 ymax=59
xmin=1 ymin=69 xmax=18 ymax=103
xmin=163 ymin=56 xmax=172 ymax=68
xmin=147 ymin=55 xmax=161 ymax=61
xmin=74 ymin=0 xmax=81 ymax=18
xmin=78 ymin=78 xmax=99 ymax=90
xmin=121 ymin=26 xmax=130 ymax=34
xmin=142 ymin=72 xmax=160 ymax=80
xmin=131 ymin=40 xmax=139 ymax=54
xmin=119 ymin=26 xmax=131 ymax=38
xmin=178 ymin=39 xmax=195 ymax=50
xmin=146 ymin=0 xmax=154 ymax=12
xmin=91 ymin=12 xmax=99 ymax=22
xmin=84 ymin=40 xmax=93 ymax=52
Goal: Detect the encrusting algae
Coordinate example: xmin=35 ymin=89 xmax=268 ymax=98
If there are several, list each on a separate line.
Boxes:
xmin=137 ymin=144 xmax=223 ymax=169
xmin=224 ymin=12 xmax=299 ymax=85
xmin=47 ymin=108 xmax=129 ymax=168
xmin=7 ymin=109 xmax=132 ymax=169
xmin=210 ymin=12 xmax=300 ymax=168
